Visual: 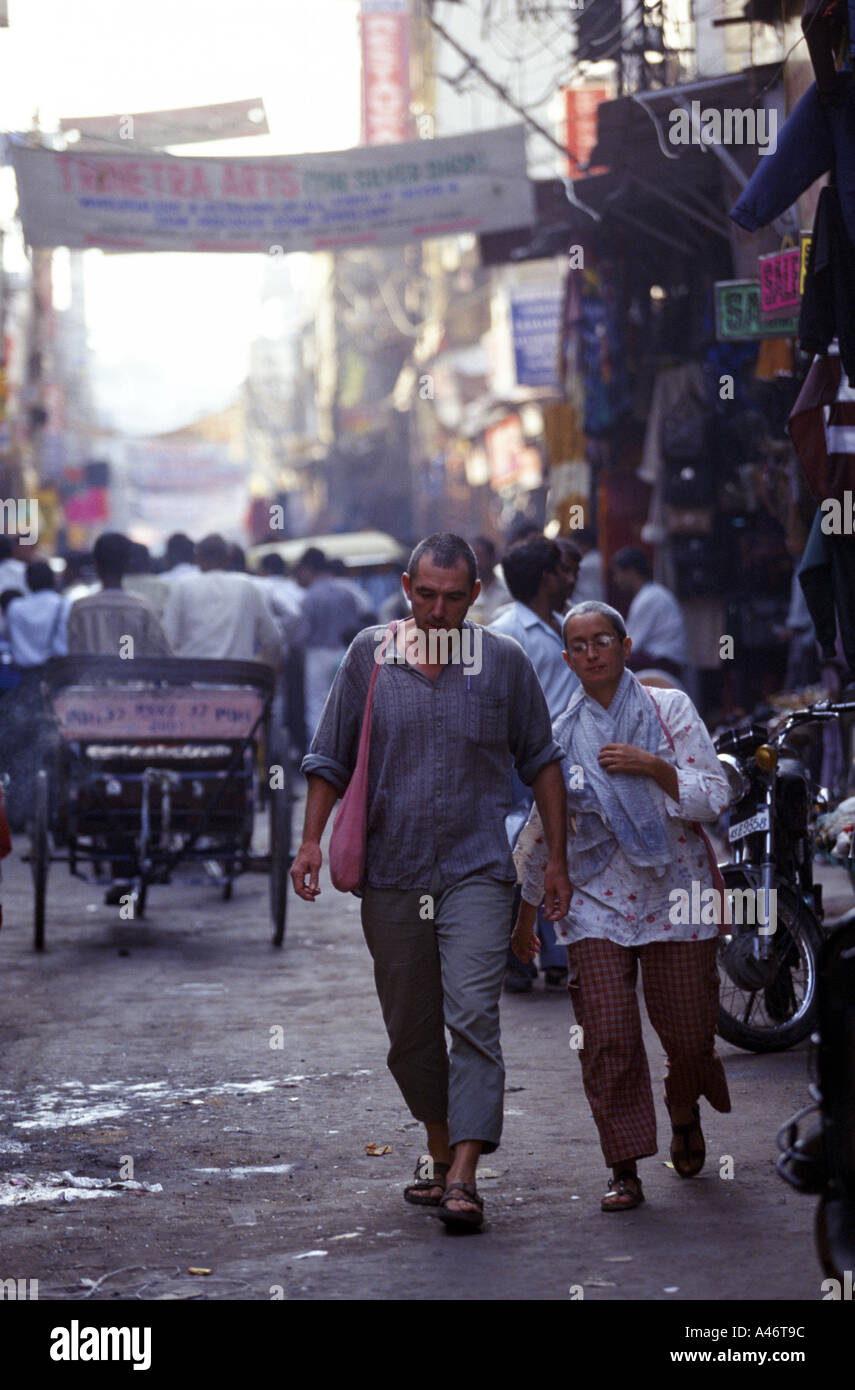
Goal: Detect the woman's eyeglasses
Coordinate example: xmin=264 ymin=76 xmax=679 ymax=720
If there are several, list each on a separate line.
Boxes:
xmin=567 ymin=634 xmax=619 ymax=656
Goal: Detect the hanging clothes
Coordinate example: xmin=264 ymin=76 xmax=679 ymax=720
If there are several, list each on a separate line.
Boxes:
xmin=788 ymin=349 xmax=855 ymax=502
xmin=799 ymin=183 xmax=855 ymax=384
xmin=729 ymin=72 xmax=855 ymax=250
xmin=801 ymin=0 xmax=848 ymax=102
xmin=797 ymin=508 xmax=855 ymax=675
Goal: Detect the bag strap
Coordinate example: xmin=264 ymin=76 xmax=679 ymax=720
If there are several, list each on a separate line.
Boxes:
xmin=645 ymin=684 xmax=675 ymax=751
xmin=644 ymin=685 xmax=727 ymax=900
xmin=350 ymin=622 xmax=397 ymax=777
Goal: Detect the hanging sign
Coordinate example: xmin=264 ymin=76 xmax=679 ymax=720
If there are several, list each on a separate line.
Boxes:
xmin=714 ymin=280 xmax=799 ymax=342
xmin=9 ymin=125 xmax=534 ymax=253
xmin=758 ymin=246 xmax=801 ymax=319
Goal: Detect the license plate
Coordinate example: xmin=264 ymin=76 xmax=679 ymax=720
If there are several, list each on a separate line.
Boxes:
xmin=728 ymin=807 xmax=771 ymax=842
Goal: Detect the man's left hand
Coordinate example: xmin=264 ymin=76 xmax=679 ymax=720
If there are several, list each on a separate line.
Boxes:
xmin=598 ymin=743 xmax=652 ymax=776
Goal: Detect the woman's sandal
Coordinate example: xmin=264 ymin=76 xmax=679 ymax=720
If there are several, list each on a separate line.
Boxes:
xmin=434 ymin=1181 xmax=484 ymax=1229
xmin=403 ymin=1158 xmax=451 ymax=1206
xmin=667 ymin=1101 xmax=705 ymax=1178
xmin=601 ymin=1171 xmax=644 ymax=1212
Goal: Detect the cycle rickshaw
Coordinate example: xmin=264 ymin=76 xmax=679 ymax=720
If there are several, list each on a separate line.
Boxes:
xmin=24 ymin=655 xmax=293 ymax=950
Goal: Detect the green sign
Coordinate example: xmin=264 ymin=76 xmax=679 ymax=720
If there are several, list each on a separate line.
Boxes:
xmin=714 ymin=280 xmax=799 ymax=342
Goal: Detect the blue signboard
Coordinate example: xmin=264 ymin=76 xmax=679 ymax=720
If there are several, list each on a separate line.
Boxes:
xmin=511 ymin=292 xmax=562 ymax=389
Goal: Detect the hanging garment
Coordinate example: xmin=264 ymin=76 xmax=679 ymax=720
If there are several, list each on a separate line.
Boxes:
xmin=788 ymin=349 xmax=855 ymax=502
xmin=799 ymin=184 xmax=855 ymax=384
xmin=729 ymin=71 xmax=855 ymax=251
xmin=798 ymin=507 xmax=855 ymax=674
xmin=801 ymin=0 xmax=848 ymax=102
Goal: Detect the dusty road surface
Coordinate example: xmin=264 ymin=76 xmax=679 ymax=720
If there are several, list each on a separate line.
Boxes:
xmin=0 ymin=793 xmax=851 ymax=1314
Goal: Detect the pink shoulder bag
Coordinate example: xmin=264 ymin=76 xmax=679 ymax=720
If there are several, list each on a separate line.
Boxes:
xmin=328 ymin=622 xmax=397 ymax=893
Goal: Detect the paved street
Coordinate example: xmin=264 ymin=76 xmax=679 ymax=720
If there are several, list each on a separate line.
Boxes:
xmin=0 ymin=792 xmax=851 ymax=1305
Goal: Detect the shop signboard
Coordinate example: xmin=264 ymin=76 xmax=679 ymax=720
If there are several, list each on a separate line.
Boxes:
xmin=510 ymin=288 xmax=563 ymax=389
xmin=360 ymin=0 xmax=412 ymax=146
xmin=799 ymin=229 xmax=812 ymax=297
xmin=564 ymin=87 xmax=609 ymax=177
xmin=9 ymin=125 xmax=533 ymax=253
xmin=759 ymin=247 xmax=800 ymax=319
xmin=714 ymin=280 xmax=799 ymax=341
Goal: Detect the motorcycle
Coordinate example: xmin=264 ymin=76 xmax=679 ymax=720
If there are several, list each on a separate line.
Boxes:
xmin=776 ymin=913 xmax=855 ymax=1285
xmin=713 ymin=700 xmax=855 ymax=1052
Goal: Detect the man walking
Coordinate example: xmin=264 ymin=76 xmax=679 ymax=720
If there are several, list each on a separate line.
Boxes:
xmin=163 ymin=533 xmax=280 ymax=665
xmin=67 ymin=532 xmax=172 ymax=658
xmin=293 ymin=546 xmax=369 ymax=743
xmin=490 ymin=536 xmax=580 ymax=991
xmin=611 ymin=547 xmax=688 ymax=681
xmin=291 ymin=533 xmax=570 ymax=1229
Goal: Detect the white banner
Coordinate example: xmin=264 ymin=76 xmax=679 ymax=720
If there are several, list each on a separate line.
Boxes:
xmin=10 ymin=126 xmax=533 ymax=253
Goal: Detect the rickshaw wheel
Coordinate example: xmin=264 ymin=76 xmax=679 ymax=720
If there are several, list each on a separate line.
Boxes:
xmin=31 ymin=769 xmax=49 ymax=951
xmin=268 ymin=739 xmax=292 ymax=947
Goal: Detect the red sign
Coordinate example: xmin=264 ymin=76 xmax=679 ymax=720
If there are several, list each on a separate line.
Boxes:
xmin=360 ymin=5 xmax=412 ymax=145
xmin=564 ymin=87 xmax=608 ymax=177
xmin=759 ymin=247 xmax=801 ymax=319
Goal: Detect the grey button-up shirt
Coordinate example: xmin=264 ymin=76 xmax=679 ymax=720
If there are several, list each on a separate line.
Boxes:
xmin=301 ymin=622 xmax=563 ymax=889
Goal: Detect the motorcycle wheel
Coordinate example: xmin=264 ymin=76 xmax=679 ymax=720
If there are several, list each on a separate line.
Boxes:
xmin=716 ymin=876 xmax=823 ymax=1053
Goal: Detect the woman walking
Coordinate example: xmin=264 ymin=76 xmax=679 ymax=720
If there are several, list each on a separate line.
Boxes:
xmin=512 ymin=600 xmax=732 ymax=1211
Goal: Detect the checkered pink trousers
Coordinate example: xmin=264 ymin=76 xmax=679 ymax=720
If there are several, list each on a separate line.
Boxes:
xmin=567 ymin=936 xmax=731 ymax=1167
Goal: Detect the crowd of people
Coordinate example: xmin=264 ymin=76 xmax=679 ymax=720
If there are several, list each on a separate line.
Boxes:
xmin=0 ymin=529 xmax=380 ymax=830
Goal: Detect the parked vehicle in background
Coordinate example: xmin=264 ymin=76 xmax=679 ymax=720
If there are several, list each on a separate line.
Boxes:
xmin=714 ymin=700 xmax=855 ymax=1052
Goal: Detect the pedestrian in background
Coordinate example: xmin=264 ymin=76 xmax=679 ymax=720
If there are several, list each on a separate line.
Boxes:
xmin=0 ymin=536 xmax=27 ymax=594
xmin=569 ymin=527 xmax=606 ymax=605
xmin=512 ymin=600 xmax=731 ymax=1212
xmin=255 ymin=552 xmax=305 ymax=761
xmin=6 ymin=560 xmax=68 ymax=668
xmin=293 ymin=546 xmax=368 ymax=744
xmin=490 ymin=536 xmax=580 ymax=992
xmin=160 ymin=532 xmax=198 ymax=584
xmin=68 ymin=532 xmax=172 ymax=658
xmin=163 ymin=533 xmax=280 ymax=665
xmin=2 ymin=561 xmax=68 ymax=832
xmin=292 ymin=533 xmax=570 ymax=1229
xmin=611 ymin=547 xmax=688 ymax=682
xmin=467 ymin=535 xmax=511 ymax=625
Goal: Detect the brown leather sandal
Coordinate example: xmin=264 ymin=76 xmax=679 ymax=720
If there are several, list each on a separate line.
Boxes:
xmin=403 ymin=1158 xmax=450 ymax=1206
xmin=667 ymin=1102 xmax=705 ymax=1178
xmin=601 ymin=1171 xmax=645 ymax=1212
xmin=434 ymin=1181 xmax=484 ymax=1229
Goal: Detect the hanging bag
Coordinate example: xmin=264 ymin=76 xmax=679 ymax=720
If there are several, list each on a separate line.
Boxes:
xmin=328 ymin=622 xmax=397 ymax=893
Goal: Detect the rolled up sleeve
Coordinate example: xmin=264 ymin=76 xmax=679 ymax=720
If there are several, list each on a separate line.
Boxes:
xmin=299 ymin=653 xmax=362 ymax=794
xmin=505 ymin=641 xmax=564 ymax=784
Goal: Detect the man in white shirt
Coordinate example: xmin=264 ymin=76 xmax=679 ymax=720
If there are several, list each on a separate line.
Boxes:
xmin=160 ymin=532 xmax=199 ymax=584
xmin=163 ymin=533 xmax=280 ymax=666
xmin=3 ymin=560 xmax=68 ymax=833
xmin=611 ymin=547 xmax=688 ymax=680
xmin=0 ymin=536 xmax=27 ymax=594
xmin=6 ymin=561 xmax=68 ymax=666
xmin=254 ymin=552 xmax=304 ymax=648
xmin=571 ymin=528 xmax=606 ymax=605
xmin=468 ymin=536 xmax=512 ymax=626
